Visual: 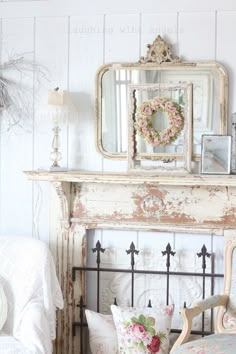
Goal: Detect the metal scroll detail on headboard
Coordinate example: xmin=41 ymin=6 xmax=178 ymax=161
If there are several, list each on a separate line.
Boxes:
xmin=72 ymin=241 xmax=223 ymax=354
xmin=139 ymin=35 xmax=181 ymax=64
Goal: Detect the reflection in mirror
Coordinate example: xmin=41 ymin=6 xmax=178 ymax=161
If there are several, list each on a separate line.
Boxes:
xmin=201 ymin=135 xmax=231 ymax=174
xmin=100 ymin=65 xmax=226 ymax=159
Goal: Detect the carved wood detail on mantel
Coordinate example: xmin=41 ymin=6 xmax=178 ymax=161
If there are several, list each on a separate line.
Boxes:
xmin=25 ymin=170 xmax=236 ymax=354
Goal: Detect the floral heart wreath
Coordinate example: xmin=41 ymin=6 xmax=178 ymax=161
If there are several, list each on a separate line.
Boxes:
xmin=134 ymin=96 xmax=184 ymax=146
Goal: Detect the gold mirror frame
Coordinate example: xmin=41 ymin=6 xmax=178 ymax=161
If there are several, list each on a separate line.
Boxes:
xmin=95 ymin=35 xmax=228 ymax=160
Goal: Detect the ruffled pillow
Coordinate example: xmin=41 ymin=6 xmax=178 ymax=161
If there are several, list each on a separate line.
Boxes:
xmin=85 ymin=309 xmax=118 ymax=354
xmin=111 ymin=304 xmax=174 ymax=354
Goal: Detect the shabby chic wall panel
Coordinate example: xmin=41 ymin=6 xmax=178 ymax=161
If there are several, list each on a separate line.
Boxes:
xmin=1 ymin=0 xmax=236 ymax=17
xmin=32 ymin=17 xmax=69 ymax=240
xmin=217 ymin=12 xmax=236 ymax=117
xmin=141 ymin=13 xmax=178 ymax=55
xmin=0 ymin=18 xmax=34 ymax=236
xmin=102 ymin=13 xmax=140 ymax=173
xmin=68 ymin=15 xmax=103 ymax=171
xmin=0 ymin=7 xmax=235 ymax=241
xmin=179 ymin=12 xmax=216 ymax=60
xmin=0 ymin=3 xmax=235 ymax=353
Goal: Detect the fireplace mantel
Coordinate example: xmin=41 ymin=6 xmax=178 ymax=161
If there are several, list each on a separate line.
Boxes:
xmin=25 ymin=170 xmax=236 ymax=354
xmin=26 ymin=170 xmax=236 ymax=186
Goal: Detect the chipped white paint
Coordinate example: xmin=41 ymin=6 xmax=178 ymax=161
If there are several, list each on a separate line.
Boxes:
xmin=25 ymin=170 xmax=236 ymax=353
xmin=79 ymin=183 xmax=136 ymax=216
xmin=25 ymin=170 xmax=236 ymax=187
xmin=0 ymin=3 xmax=235 ymax=353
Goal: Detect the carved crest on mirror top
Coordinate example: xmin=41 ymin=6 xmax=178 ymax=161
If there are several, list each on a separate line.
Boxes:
xmin=139 ymin=35 xmax=180 ymax=64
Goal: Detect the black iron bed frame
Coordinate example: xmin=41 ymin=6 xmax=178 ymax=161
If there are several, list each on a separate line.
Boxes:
xmin=72 ymin=241 xmax=224 ymax=353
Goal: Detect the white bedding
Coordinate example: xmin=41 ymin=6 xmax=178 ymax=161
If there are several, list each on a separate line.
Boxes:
xmin=0 ymin=236 xmax=64 ymax=354
xmin=0 ymin=334 xmax=30 ymax=353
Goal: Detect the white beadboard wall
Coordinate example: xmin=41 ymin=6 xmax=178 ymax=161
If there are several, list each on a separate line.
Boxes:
xmin=0 ymin=0 xmax=235 ymax=256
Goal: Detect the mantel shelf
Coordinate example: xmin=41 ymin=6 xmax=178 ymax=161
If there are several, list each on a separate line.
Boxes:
xmin=24 ymin=170 xmax=236 ymax=187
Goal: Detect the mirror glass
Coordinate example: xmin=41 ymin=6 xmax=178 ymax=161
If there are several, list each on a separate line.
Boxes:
xmin=201 ymin=135 xmax=231 ymax=174
xmin=97 ymin=64 xmax=227 ymax=159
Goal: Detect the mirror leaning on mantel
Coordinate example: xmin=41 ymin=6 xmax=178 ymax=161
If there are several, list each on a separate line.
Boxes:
xmin=95 ymin=35 xmax=228 ymax=161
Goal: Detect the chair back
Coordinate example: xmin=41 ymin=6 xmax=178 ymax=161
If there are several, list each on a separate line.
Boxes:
xmin=216 ymin=237 xmax=236 ymax=332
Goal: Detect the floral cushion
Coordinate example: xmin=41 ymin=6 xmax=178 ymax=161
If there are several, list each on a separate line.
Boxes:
xmin=171 ymin=333 xmax=236 ymax=354
xmin=111 ymin=304 xmax=174 ymax=354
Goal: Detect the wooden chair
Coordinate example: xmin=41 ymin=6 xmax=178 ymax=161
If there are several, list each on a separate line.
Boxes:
xmin=171 ymin=235 xmax=236 ymax=353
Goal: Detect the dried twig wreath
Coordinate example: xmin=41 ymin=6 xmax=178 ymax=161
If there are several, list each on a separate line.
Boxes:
xmin=0 ymin=54 xmax=47 ymax=129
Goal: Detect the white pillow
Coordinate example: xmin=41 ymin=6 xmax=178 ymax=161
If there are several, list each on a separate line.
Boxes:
xmin=0 ymin=284 xmax=7 ymax=331
xmin=85 ymin=309 xmax=118 ymax=354
xmin=111 ymin=304 xmax=174 ymax=354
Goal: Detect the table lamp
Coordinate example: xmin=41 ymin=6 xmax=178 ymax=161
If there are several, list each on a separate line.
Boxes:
xmin=48 ymin=87 xmax=65 ymax=170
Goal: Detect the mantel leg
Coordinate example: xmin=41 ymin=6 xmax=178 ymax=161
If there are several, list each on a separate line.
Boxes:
xmin=49 ymin=182 xmax=86 ymax=354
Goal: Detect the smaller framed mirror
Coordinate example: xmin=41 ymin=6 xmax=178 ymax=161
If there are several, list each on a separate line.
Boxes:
xmin=201 ymin=135 xmax=232 ymax=174
xmin=128 ymin=83 xmax=193 ymax=173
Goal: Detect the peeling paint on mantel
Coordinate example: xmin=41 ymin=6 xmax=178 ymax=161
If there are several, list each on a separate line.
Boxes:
xmin=25 ymin=170 xmax=236 ymax=187
xmin=72 ymin=183 xmax=236 ymax=229
xmin=25 ymin=170 xmax=236 ymax=354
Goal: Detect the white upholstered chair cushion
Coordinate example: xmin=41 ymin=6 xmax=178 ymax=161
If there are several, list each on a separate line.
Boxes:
xmin=172 ymin=333 xmax=236 ymax=354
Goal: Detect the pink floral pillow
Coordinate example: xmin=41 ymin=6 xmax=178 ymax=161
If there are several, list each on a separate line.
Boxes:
xmin=111 ymin=304 xmax=174 ymax=354
xmin=85 ymin=309 xmax=118 ymax=354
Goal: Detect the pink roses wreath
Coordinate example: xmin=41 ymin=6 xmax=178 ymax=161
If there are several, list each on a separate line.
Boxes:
xmin=134 ymin=96 xmax=184 ymax=146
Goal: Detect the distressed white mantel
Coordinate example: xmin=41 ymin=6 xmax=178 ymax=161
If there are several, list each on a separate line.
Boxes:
xmin=25 ymin=170 xmax=236 ymax=354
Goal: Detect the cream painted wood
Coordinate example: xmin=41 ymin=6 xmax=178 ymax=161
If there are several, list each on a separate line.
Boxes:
xmin=127 ymin=83 xmax=193 ymax=173
xmin=50 ymin=181 xmax=87 ymax=354
xmin=25 ymin=170 xmax=236 ymax=187
xmin=215 ymin=235 xmax=236 ymax=333
xmin=2 ymin=0 xmax=236 ymax=18
xmin=179 ymin=12 xmax=216 ymax=61
xmin=171 ymin=234 xmax=236 ymax=352
xmin=0 ymin=18 xmax=34 ymax=236
xmin=33 ymin=17 xmax=69 ymax=241
xmin=34 ymin=16 xmax=69 ymax=169
xmin=25 ymin=170 xmax=236 ymax=353
xmin=217 ymin=12 xmax=236 ymax=117
xmin=0 ymin=6 xmax=233 ymax=242
xmin=68 ymin=15 xmax=103 ymax=171
xmin=102 ymin=13 xmax=140 ymax=172
xmin=96 ymin=60 xmax=228 ymax=159
xmin=104 ymin=14 xmax=140 ymax=63
xmin=170 ymin=295 xmax=229 ymax=352
xmin=0 ymin=1 xmax=236 ymax=353
xmin=141 ymin=13 xmax=178 ymax=56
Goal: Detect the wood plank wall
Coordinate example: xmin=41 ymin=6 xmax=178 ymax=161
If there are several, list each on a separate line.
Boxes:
xmin=0 ymin=0 xmax=235 ymax=262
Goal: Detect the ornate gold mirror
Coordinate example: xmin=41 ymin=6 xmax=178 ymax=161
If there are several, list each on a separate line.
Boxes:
xmin=95 ymin=35 xmax=228 ymax=160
